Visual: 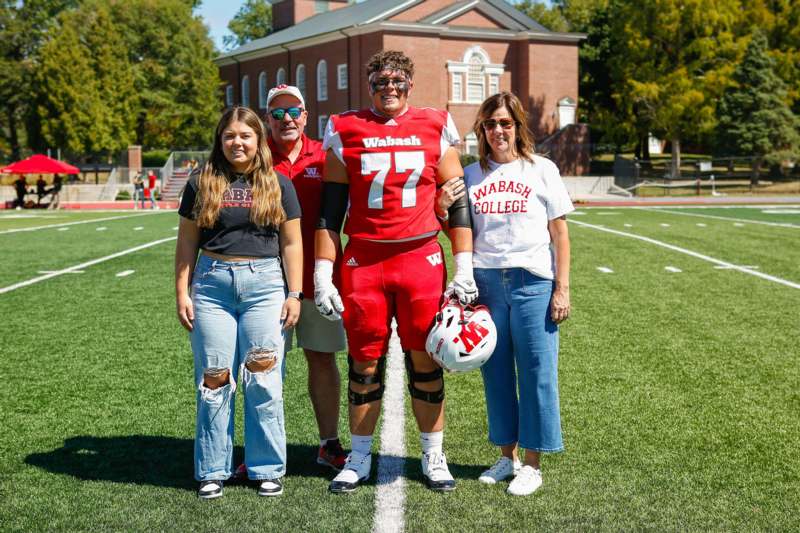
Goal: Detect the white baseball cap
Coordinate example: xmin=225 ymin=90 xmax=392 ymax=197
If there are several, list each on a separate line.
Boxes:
xmin=266 ymin=84 xmax=305 ymax=109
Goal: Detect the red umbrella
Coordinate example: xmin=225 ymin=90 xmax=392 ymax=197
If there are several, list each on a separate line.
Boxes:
xmin=1 ymin=154 xmax=80 ymax=174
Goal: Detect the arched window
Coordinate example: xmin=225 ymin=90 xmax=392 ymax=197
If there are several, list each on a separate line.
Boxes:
xmin=225 ymin=85 xmax=234 ymax=107
xmin=276 ymin=68 xmax=287 ymax=86
xmin=258 ymin=72 xmax=268 ymax=108
xmin=317 ymin=60 xmax=328 ymax=101
xmin=296 ymin=64 xmax=306 ymax=99
xmin=241 ymin=75 xmax=250 ymax=107
xmin=467 ymin=53 xmax=485 ymax=103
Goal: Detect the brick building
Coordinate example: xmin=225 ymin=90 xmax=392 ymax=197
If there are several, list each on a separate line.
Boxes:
xmin=215 ymin=0 xmax=588 ymax=174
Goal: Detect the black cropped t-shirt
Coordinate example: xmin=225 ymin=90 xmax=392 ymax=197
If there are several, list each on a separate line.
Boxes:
xmin=178 ymin=171 xmax=301 ymax=258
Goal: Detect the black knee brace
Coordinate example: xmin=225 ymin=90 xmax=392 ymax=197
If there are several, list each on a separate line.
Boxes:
xmin=404 ymin=351 xmax=444 ymax=404
xmin=348 ymin=356 xmax=386 ymax=405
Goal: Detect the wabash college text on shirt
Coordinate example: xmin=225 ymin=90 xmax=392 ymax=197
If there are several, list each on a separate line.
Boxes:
xmin=464 ymin=155 xmax=574 ymax=280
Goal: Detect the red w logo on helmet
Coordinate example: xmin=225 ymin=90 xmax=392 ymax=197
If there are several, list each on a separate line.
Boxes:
xmin=458 ymin=321 xmax=490 ymax=352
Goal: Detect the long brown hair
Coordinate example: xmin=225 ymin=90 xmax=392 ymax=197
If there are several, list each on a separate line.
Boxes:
xmin=472 ymin=92 xmax=536 ymax=171
xmin=194 ymin=106 xmax=285 ymax=228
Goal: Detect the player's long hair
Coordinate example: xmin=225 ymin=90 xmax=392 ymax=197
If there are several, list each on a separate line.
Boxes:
xmin=472 ymin=92 xmax=535 ymax=171
xmin=194 ymin=106 xmax=285 ymax=228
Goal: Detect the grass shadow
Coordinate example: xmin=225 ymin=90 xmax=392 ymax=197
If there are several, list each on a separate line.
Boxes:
xmin=24 ymin=435 xmax=343 ymax=491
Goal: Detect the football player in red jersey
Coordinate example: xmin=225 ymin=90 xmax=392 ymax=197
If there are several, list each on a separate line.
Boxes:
xmin=314 ymin=50 xmax=477 ymax=493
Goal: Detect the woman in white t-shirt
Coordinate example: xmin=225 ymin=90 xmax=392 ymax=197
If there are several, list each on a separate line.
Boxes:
xmin=458 ymin=92 xmax=572 ymax=496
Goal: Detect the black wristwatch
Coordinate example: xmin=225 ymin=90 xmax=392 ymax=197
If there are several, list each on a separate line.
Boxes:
xmin=287 ymin=291 xmax=304 ymax=301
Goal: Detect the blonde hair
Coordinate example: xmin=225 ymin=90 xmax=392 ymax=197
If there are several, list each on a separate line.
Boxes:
xmin=195 ymin=106 xmax=285 ymax=228
xmin=472 ymin=92 xmax=536 ymax=171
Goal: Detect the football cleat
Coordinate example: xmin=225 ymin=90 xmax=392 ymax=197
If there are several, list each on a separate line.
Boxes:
xmin=426 ymin=297 xmax=497 ymax=373
xmin=421 ymin=451 xmax=456 ymax=491
xmin=329 ymin=452 xmax=372 ymax=494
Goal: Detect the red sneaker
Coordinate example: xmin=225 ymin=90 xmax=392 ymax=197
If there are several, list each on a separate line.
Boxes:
xmin=232 ymin=463 xmax=247 ymax=480
xmin=317 ymin=439 xmax=348 ymax=471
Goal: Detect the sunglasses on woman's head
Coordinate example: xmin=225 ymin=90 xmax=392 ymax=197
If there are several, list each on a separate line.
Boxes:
xmin=482 ymin=119 xmax=516 ymax=130
xmin=269 ymin=107 xmax=304 ymax=120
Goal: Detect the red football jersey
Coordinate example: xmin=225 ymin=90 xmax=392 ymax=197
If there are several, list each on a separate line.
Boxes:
xmin=323 ymin=107 xmax=460 ymax=241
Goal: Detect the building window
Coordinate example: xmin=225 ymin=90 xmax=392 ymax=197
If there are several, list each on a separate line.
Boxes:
xmin=467 ymin=54 xmax=485 ymax=103
xmin=241 ymin=75 xmax=250 ymax=107
xmin=276 ymin=68 xmax=286 ymax=86
xmin=451 ymin=73 xmax=463 ymax=103
xmin=465 ymin=132 xmax=478 ymax=156
xmin=489 ymin=75 xmax=499 ymax=96
xmin=317 ymin=60 xmax=328 ymax=101
xmin=318 ymin=115 xmax=328 ymax=139
xmin=314 ymin=1 xmax=328 ymax=13
xmin=258 ymin=72 xmax=268 ymax=108
xmin=296 ymin=64 xmax=306 ymax=99
xmin=337 ymin=64 xmax=348 ymax=89
xmin=225 ymin=85 xmax=234 ymax=107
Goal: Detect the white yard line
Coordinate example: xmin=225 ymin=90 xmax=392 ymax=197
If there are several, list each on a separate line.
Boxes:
xmin=571 ymin=220 xmax=800 ymax=289
xmin=116 ymin=270 xmax=136 ymax=277
xmin=664 ymin=266 xmax=682 ymax=273
xmin=372 ymin=323 xmax=406 ymax=533
xmin=0 ymin=212 xmax=162 ymax=235
xmin=596 ymin=266 xmax=614 ymax=273
xmin=0 ymin=237 xmax=176 ymax=294
xmin=638 ymin=207 xmax=800 ymax=229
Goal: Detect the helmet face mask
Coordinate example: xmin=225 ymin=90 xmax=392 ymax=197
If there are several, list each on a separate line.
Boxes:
xmin=426 ymin=299 xmax=497 ymax=373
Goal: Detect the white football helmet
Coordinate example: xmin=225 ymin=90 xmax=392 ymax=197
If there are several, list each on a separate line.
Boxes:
xmin=426 ymin=298 xmax=497 ymax=373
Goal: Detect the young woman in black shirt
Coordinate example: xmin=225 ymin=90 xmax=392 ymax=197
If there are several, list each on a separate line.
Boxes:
xmin=175 ymin=106 xmax=302 ymax=499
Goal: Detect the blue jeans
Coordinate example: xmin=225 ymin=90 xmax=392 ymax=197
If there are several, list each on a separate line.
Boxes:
xmin=190 ymin=255 xmax=287 ymax=481
xmin=475 ymin=268 xmax=564 ymax=452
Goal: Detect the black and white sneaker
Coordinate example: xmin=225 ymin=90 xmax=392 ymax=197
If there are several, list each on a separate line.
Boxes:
xmin=258 ymin=478 xmax=284 ymax=497
xmin=329 ymin=452 xmax=372 ymax=494
xmin=422 ymin=451 xmax=456 ymax=492
xmin=198 ymin=480 xmax=223 ymax=499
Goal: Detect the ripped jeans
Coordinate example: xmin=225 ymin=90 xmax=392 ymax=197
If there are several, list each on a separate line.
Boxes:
xmin=190 ymin=254 xmax=287 ymax=481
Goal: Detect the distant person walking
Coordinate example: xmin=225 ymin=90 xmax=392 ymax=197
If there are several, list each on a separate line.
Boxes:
xmin=13 ymin=175 xmax=28 ymax=209
xmin=145 ymin=170 xmax=158 ymax=209
xmin=174 ymin=106 xmax=303 ymax=500
xmin=48 ymin=175 xmax=63 ymax=210
xmin=132 ymin=173 xmax=145 ymax=209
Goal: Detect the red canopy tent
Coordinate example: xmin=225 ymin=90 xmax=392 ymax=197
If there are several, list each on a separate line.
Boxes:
xmin=1 ymin=154 xmax=80 ymax=174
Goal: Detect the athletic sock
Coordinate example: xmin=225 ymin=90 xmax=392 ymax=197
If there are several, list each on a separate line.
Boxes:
xmin=320 ymin=437 xmax=339 ymax=448
xmin=350 ymin=434 xmax=374 ymax=457
xmin=420 ymin=431 xmax=444 ymax=455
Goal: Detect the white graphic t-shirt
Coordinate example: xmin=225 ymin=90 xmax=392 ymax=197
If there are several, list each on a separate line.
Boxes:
xmin=464 ymin=155 xmax=574 ymax=279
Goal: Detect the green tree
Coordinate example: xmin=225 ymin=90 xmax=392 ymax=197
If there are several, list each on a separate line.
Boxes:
xmin=224 ymin=0 xmax=273 ymax=50
xmin=515 ymin=1 xmax=569 ymax=32
xmin=716 ymin=31 xmax=800 ymax=185
xmin=0 ymin=0 xmax=76 ymax=160
xmin=34 ymin=4 xmax=137 ymax=159
xmin=108 ymin=0 xmax=220 ymax=150
xmin=610 ymin=0 xmax=740 ymax=176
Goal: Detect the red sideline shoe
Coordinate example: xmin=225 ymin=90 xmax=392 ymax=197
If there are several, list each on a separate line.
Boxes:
xmin=317 ymin=439 xmax=348 ymax=471
xmin=232 ymin=463 xmax=247 ymax=480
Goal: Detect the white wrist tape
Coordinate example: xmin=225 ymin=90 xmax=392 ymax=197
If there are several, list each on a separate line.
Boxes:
xmin=453 ymin=252 xmax=473 ymax=279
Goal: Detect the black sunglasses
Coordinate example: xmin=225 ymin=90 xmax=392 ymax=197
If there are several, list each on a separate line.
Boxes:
xmin=370 ymin=77 xmax=410 ymax=93
xmin=269 ymin=107 xmax=304 ymax=120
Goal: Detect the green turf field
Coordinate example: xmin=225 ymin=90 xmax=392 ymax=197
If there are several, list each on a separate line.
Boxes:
xmin=1 ymin=207 xmax=798 ymax=531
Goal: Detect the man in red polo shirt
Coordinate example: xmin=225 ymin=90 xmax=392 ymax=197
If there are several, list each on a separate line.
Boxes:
xmin=266 ymin=84 xmax=348 ymax=470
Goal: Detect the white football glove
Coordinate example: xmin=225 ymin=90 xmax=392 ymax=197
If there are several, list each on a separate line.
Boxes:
xmin=314 ymin=259 xmax=344 ymax=321
xmin=445 ymin=252 xmax=478 ymax=305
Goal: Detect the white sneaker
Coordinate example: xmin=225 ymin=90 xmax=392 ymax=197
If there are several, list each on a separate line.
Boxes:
xmin=507 ymin=465 xmax=542 ymax=496
xmin=478 ymin=457 xmax=521 ymax=485
xmin=329 ymin=452 xmax=372 ymax=493
xmin=421 ymin=451 xmax=456 ymax=491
